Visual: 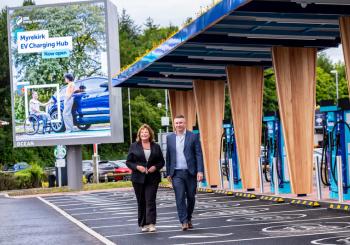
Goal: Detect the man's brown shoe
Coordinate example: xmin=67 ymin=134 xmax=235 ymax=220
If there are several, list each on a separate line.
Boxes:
xmin=181 ymin=223 xmax=188 ymax=231
xmin=188 ymin=221 xmax=193 ymax=229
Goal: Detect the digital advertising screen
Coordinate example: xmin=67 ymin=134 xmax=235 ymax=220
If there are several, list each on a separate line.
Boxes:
xmin=8 ymin=0 xmax=123 ymax=147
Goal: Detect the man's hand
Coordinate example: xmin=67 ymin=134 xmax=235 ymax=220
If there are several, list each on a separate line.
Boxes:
xmin=197 ymin=172 xmax=204 ymax=182
xmin=136 ymin=165 xmax=147 ymax=173
xmin=147 ymin=166 xmax=156 ymax=173
xmin=167 ymin=176 xmax=172 ymax=182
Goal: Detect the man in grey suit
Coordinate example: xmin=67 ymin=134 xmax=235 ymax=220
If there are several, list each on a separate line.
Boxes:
xmin=166 ymin=115 xmax=204 ymax=231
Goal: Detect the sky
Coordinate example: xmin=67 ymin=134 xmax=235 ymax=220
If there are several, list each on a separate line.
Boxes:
xmin=0 ymin=0 xmax=344 ymax=63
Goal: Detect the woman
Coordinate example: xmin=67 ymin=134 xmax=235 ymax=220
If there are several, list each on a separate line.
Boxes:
xmin=126 ymin=124 xmax=165 ymax=232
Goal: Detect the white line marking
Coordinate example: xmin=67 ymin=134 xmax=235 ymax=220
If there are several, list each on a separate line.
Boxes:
xmin=90 ymin=208 xmax=305 ymax=228
xmin=37 ymin=197 xmax=116 ymax=245
xmin=174 ymin=228 xmax=350 ymax=244
xmin=170 ymin=232 xmax=233 ymax=239
xmin=71 ymin=202 xmax=285 ymax=216
xmin=59 ymin=198 xmax=257 ymax=210
xmin=104 ymin=212 xmax=343 ymax=238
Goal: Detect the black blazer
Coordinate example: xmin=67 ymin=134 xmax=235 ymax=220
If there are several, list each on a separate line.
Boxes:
xmin=126 ymin=141 xmax=165 ymax=184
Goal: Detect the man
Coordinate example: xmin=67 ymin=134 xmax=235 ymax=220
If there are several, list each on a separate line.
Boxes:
xmin=29 ymin=91 xmax=50 ymax=134
xmin=166 ymin=115 xmax=204 ymax=231
xmin=63 ymin=73 xmax=75 ymax=133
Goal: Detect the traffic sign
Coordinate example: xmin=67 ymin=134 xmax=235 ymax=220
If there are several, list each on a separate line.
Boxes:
xmin=55 ymin=159 xmax=66 ymax=168
xmin=54 ymin=145 xmax=66 ymax=159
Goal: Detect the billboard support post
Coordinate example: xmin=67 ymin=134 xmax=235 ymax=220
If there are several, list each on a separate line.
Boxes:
xmin=67 ymin=145 xmax=82 ymax=190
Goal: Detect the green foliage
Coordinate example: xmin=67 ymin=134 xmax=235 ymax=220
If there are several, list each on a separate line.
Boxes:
xmin=263 ymin=69 xmax=278 ymax=113
xmin=14 ymin=164 xmax=44 ymax=189
xmin=0 ymin=172 xmax=18 ymax=191
xmin=14 ymin=94 xmax=25 ymax=121
xmin=0 ymin=164 xmax=45 ymax=190
xmin=316 ymin=66 xmax=335 ymax=103
xmin=11 ymin=3 xmax=106 ymax=85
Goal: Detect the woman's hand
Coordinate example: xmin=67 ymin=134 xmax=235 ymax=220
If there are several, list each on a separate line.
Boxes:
xmin=136 ymin=165 xmax=147 ymax=173
xmin=147 ymin=166 xmax=157 ymax=173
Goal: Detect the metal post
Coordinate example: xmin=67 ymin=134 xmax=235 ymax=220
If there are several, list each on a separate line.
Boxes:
xmin=165 ymin=89 xmax=169 ymax=133
xmin=273 ymin=157 xmax=279 ymax=195
xmin=67 ymin=145 xmax=83 ymax=190
xmin=93 ymin=144 xmax=99 ymax=184
xmin=228 ymin=158 xmax=234 ymax=191
xmin=315 ymin=156 xmax=322 ymax=200
xmin=258 ymin=157 xmax=264 ymax=193
xmin=337 ymin=155 xmax=344 ymax=203
xmin=218 ymin=159 xmax=224 ymax=189
xmin=58 ymin=167 xmax=62 ymax=187
xmin=128 ymin=88 xmax=132 ymax=144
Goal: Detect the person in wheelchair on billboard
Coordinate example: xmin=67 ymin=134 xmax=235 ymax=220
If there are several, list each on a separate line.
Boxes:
xmin=27 ymin=90 xmax=51 ymax=134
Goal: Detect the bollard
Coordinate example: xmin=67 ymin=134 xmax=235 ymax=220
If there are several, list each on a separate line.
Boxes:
xmin=336 ymin=155 xmax=344 ymax=203
xmin=104 ymin=174 xmax=108 ymax=183
xmin=315 ymin=156 xmax=322 ymax=200
xmin=258 ymin=157 xmax=264 ymax=193
xmin=273 ymin=157 xmax=279 ymax=195
xmin=228 ymin=158 xmax=234 ymax=191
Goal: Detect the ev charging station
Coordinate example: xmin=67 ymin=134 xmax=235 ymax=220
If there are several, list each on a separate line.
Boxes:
xmin=221 ymin=120 xmax=242 ymax=190
xmin=263 ymin=112 xmax=291 ymax=194
xmin=320 ymin=99 xmax=350 ymax=201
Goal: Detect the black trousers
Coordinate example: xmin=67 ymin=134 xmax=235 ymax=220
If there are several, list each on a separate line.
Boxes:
xmin=132 ymin=179 xmax=159 ymax=227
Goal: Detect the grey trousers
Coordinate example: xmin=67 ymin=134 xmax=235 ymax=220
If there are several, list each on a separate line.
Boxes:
xmin=63 ymin=97 xmax=74 ymax=132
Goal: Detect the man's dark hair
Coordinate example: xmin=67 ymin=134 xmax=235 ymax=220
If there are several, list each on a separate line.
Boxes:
xmin=64 ymin=73 xmax=74 ymax=82
xmin=175 ymin=115 xmax=185 ymax=119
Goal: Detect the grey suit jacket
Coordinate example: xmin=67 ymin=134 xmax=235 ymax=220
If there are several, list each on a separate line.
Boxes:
xmin=166 ymin=130 xmax=204 ymax=177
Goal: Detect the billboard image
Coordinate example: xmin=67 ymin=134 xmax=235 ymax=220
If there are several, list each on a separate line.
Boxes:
xmin=8 ymin=0 xmax=123 ymax=147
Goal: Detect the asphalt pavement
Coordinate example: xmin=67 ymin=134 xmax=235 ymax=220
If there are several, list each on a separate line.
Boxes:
xmin=3 ymin=189 xmax=350 ymax=245
xmin=41 ymin=189 xmax=350 ymax=245
xmin=0 ymin=195 xmax=102 ymax=245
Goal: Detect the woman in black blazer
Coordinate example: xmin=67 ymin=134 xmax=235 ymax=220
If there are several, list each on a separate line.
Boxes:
xmin=126 ymin=124 xmax=165 ymax=232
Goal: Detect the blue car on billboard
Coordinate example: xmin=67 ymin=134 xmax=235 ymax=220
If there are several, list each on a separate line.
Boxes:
xmin=48 ymin=76 xmax=110 ymax=132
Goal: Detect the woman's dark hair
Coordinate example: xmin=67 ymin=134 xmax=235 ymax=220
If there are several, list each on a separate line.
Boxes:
xmin=64 ymin=73 xmax=74 ymax=81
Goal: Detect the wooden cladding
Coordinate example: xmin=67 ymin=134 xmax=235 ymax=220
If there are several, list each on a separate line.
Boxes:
xmin=340 ymin=17 xmax=350 ymax=97
xmin=168 ymin=90 xmax=196 ymax=131
xmin=272 ymin=47 xmax=316 ymax=195
xmin=193 ymin=80 xmax=225 ymax=186
xmin=226 ymin=66 xmax=264 ymax=190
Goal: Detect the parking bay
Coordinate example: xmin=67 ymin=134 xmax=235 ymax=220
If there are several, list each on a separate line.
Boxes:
xmin=41 ymin=189 xmax=350 ymax=245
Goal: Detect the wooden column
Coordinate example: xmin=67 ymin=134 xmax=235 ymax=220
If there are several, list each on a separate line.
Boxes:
xmin=272 ymin=47 xmax=316 ymax=195
xmin=168 ymin=90 xmax=196 ymax=130
xmin=193 ymin=80 xmax=225 ymax=186
xmin=340 ymin=17 xmax=350 ymax=96
xmin=226 ymin=66 xmax=264 ymax=190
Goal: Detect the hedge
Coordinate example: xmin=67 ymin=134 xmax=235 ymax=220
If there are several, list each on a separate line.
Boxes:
xmin=0 ymin=165 xmax=46 ymax=191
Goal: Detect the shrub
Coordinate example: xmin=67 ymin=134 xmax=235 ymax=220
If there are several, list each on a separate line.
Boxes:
xmin=14 ymin=164 xmax=45 ymax=189
xmin=0 ymin=172 xmax=17 ymax=191
xmin=14 ymin=170 xmax=32 ymax=189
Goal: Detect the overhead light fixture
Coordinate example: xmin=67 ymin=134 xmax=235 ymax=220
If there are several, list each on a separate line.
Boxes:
xmin=160 ymin=72 xmax=225 ymax=77
xmin=138 ymin=83 xmax=193 ymax=89
xmin=148 ymin=77 xmax=194 ymax=83
xmin=205 ymin=45 xmax=271 ymax=52
xmin=227 ymin=33 xmax=336 ymax=40
xmin=254 ymin=17 xmax=339 ymax=25
xmin=188 ymin=55 xmax=271 ymax=62
xmin=292 ymin=0 xmax=350 ymax=6
xmin=172 ymin=64 xmax=226 ymax=70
